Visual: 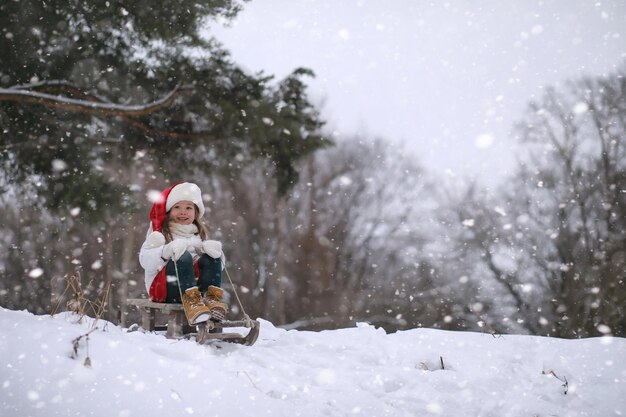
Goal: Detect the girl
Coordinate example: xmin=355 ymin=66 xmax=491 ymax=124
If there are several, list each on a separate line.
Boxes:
xmin=139 ymin=182 xmax=227 ymax=325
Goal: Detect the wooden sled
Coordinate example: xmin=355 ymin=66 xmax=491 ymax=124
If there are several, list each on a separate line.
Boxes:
xmin=126 ymin=298 xmax=259 ymax=346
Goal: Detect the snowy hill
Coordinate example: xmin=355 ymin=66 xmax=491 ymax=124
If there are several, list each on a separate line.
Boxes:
xmin=1 ymin=307 xmax=624 ymax=417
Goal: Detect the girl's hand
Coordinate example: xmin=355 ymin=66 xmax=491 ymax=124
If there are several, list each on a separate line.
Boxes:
xmin=162 ymin=240 xmax=188 ymax=261
xmin=145 ymin=231 xmax=166 ymax=248
xmin=202 ymin=240 xmax=223 ymax=259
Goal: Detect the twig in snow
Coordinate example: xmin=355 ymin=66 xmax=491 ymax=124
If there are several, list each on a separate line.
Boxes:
xmin=236 ymin=371 xmax=262 ymax=392
xmin=70 ymin=327 xmax=98 ymax=367
xmin=542 ymin=369 xmax=569 ymax=395
xmin=416 ymin=356 xmax=448 ymax=371
xmin=472 ymin=310 xmax=502 ymax=338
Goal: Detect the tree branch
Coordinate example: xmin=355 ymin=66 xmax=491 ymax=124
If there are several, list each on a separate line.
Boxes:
xmin=118 ymin=114 xmax=218 ymax=140
xmin=2 ymin=81 xmax=220 ymax=140
xmin=0 ymin=83 xmax=184 ymax=117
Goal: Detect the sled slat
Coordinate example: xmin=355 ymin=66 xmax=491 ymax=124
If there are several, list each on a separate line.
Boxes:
xmin=127 ymin=298 xmax=184 ymax=313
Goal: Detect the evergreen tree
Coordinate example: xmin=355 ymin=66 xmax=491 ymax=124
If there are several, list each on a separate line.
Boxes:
xmin=0 ymin=0 xmax=330 ymax=220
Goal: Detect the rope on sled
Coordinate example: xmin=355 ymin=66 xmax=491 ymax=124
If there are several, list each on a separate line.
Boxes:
xmin=224 ymin=265 xmax=253 ymax=326
xmin=173 ymin=257 xmax=185 ymax=303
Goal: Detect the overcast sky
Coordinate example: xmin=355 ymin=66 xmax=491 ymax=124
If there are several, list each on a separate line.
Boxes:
xmin=209 ymin=1 xmax=626 ymax=184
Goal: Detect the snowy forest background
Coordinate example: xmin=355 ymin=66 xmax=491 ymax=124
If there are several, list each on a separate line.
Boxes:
xmin=1 ymin=1 xmax=625 ymax=339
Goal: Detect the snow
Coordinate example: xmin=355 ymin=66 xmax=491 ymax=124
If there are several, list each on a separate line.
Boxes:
xmin=1 ymin=307 xmax=625 ymax=417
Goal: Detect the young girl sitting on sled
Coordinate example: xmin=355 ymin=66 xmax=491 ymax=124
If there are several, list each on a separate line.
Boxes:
xmin=139 ymin=182 xmax=227 ymax=325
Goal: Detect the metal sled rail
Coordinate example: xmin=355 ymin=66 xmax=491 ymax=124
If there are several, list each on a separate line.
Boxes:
xmin=196 ymin=318 xmax=260 ymax=346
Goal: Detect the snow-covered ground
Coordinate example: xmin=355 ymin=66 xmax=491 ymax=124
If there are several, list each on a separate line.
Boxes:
xmin=1 ymin=307 xmax=624 ymax=417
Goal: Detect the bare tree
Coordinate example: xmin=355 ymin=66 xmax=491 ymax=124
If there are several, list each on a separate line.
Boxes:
xmin=273 ymin=138 xmax=477 ymax=331
xmin=453 ymin=66 xmax=626 ymax=337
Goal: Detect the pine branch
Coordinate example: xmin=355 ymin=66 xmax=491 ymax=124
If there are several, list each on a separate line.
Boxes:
xmin=1 ymin=81 xmax=221 ymax=140
xmin=118 ymin=114 xmax=219 ymax=140
xmin=0 ymin=83 xmax=184 ymax=116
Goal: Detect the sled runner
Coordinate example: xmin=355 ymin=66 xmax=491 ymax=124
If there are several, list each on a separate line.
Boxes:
xmin=126 ymin=298 xmax=260 ymax=346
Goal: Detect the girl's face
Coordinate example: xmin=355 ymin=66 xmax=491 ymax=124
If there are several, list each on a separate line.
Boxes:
xmin=169 ymin=201 xmax=196 ymax=225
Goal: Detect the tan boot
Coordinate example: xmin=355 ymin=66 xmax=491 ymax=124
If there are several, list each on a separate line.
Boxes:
xmin=204 ymin=285 xmax=228 ymax=321
xmin=182 ymin=287 xmax=211 ymax=325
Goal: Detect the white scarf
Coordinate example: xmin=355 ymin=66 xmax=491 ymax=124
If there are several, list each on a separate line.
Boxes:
xmin=170 ymin=223 xmax=199 ymax=240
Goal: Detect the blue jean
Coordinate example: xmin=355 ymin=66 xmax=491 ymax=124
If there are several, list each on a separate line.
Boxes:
xmin=165 ymin=252 xmax=222 ymax=303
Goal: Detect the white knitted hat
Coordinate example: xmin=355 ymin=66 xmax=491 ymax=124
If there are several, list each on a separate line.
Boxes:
xmin=165 ymin=182 xmax=205 ymax=216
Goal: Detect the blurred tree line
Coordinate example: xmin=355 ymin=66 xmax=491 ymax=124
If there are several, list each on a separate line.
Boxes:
xmin=1 ymin=1 xmax=624 ymax=338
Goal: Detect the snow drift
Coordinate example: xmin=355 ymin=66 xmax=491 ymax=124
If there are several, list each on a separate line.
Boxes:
xmin=1 ymin=307 xmax=624 ymax=417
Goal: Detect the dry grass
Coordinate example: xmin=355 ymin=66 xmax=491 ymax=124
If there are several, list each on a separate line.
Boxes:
xmin=51 ymin=270 xmax=111 ymax=329
xmin=50 ymin=271 xmax=111 ymax=368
